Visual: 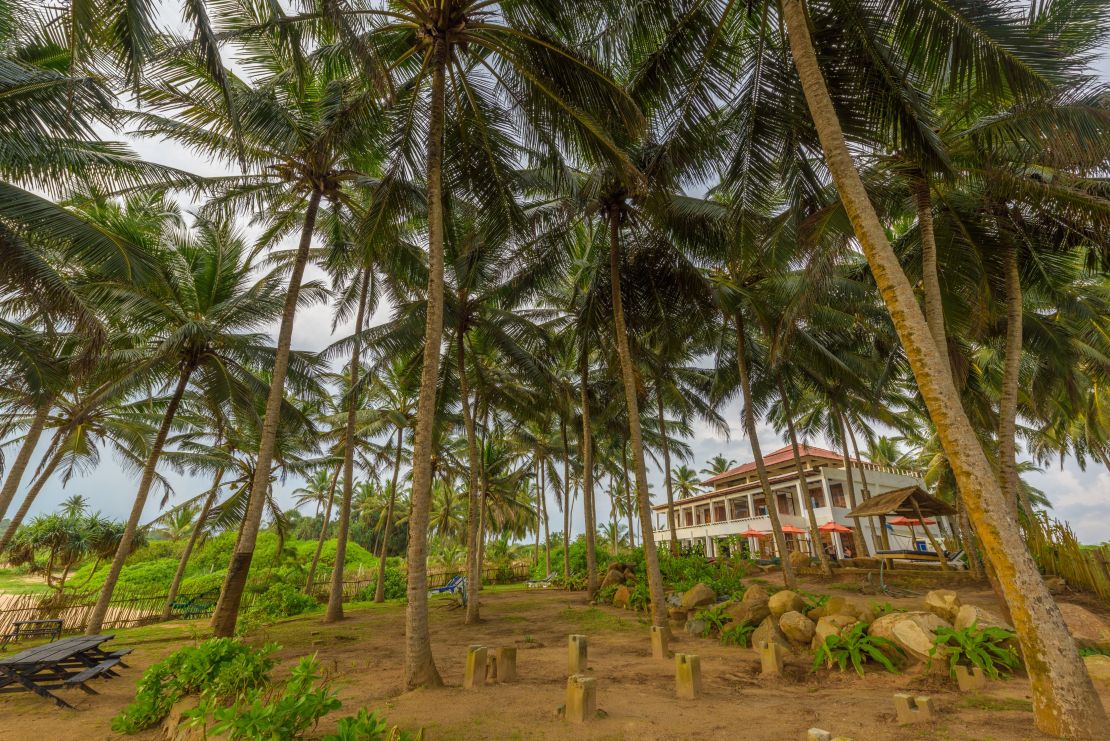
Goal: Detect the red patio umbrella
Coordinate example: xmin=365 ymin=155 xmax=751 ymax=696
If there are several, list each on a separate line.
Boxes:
xmin=738 ymin=528 xmax=769 ymax=538
xmin=779 ymin=525 xmax=807 ymax=534
xmin=817 ymin=521 xmax=853 ymax=533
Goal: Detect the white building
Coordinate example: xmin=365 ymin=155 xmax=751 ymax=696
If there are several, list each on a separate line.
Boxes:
xmin=652 ymin=444 xmax=925 ymax=559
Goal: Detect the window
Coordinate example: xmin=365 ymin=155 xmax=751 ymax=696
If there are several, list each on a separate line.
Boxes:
xmin=776 ymin=491 xmax=796 ymax=516
xmin=698 ymin=506 xmax=711 ymax=524
xmin=684 ymin=509 xmax=693 ymax=527
xmin=754 ymin=499 xmax=768 ymax=516
xmin=830 ymin=483 xmax=847 ymax=508
xmin=808 ymin=487 xmax=825 ymax=509
xmin=729 ymin=498 xmax=750 ymax=520
xmin=713 ymin=503 xmax=727 ymax=522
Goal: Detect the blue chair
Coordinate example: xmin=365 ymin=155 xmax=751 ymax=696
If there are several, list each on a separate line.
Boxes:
xmin=429 ymin=575 xmax=467 ymax=605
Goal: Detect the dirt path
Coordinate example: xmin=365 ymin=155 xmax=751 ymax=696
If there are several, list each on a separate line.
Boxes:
xmin=0 ymin=581 xmax=1106 ymax=740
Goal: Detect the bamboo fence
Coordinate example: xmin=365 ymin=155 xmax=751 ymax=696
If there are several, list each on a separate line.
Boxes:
xmin=1023 ymin=512 xmax=1110 ymax=602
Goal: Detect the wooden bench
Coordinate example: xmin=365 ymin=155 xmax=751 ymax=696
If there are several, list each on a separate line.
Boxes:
xmin=1 ymin=619 xmax=63 ymax=648
xmin=63 ymin=658 xmax=121 ymax=694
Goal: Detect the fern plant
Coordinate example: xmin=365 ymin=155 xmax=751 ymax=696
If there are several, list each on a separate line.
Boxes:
xmin=930 ymin=623 xmax=1021 ymax=679
xmin=812 ymin=623 xmax=900 ymax=677
xmin=800 ymin=591 xmax=829 ymax=614
xmin=695 ymin=603 xmax=732 ymax=637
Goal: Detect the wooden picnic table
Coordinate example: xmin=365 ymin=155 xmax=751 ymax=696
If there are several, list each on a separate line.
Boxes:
xmin=0 ymin=634 xmax=131 ymax=708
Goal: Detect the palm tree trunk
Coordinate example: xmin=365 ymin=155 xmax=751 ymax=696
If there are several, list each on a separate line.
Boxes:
xmin=326 ymin=268 xmax=372 ymax=622
xmin=779 ymin=1 xmax=1105 ymax=733
xmin=457 ymin=331 xmax=482 ymax=623
xmin=87 ymin=365 xmax=192 ymax=634
xmin=374 ymin=428 xmax=404 ymax=602
xmin=834 ymin=408 xmax=869 ymax=556
xmin=609 ymin=210 xmax=667 ymax=630
xmin=735 ymin=312 xmax=796 ymax=589
xmin=999 ymin=241 xmax=1031 ymax=517
xmin=621 ymin=442 xmax=635 ymax=548
xmin=533 ymin=455 xmax=541 ymax=565
xmin=541 ymin=458 xmax=551 ymax=575
xmin=560 ymin=419 xmax=571 ymax=580
xmin=212 ymin=188 xmax=323 ymax=637
xmin=844 ymin=423 xmax=880 ymax=555
xmin=0 ymin=432 xmax=70 ymax=554
xmin=580 ymin=351 xmax=598 ymax=597
xmin=305 ymin=463 xmax=341 ymax=596
xmin=655 ymin=372 xmax=679 ymax=555
xmin=776 ymin=376 xmax=832 ymax=576
xmin=162 ymin=468 xmax=224 ymax=619
xmin=401 ymin=37 xmax=447 ymax=689
xmin=913 ymin=173 xmax=946 ymax=355
xmin=0 ymin=397 xmax=52 ymax=524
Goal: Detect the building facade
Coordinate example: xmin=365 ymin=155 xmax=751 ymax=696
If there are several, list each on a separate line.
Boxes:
xmin=652 ymin=444 xmax=924 ymax=558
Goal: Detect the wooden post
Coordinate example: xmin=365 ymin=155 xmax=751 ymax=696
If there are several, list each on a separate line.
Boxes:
xmin=911 ymin=499 xmax=948 ymax=572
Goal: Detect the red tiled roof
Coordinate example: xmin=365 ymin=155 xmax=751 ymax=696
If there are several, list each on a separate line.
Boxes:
xmin=701 ymin=444 xmax=854 ymax=486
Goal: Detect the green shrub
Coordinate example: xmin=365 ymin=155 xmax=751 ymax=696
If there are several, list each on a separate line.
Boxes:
xmin=1080 ymin=646 xmax=1110 ymax=658
xmin=195 ymin=656 xmax=341 ymax=740
xmin=626 ymin=581 xmax=650 ymax=611
xmin=252 ymin=582 xmax=318 ymax=618
xmin=800 ymin=591 xmax=829 ymax=613
xmin=813 ymin=623 xmax=900 ymax=676
xmin=325 ymin=708 xmax=414 ymax=741
xmin=930 ymin=623 xmax=1021 ymax=679
xmin=694 ymin=603 xmax=731 ymax=637
xmin=113 ymin=638 xmax=276 ymax=733
xmin=720 ymin=622 xmax=756 ymax=647
xmin=869 ymin=601 xmax=905 ymax=616
xmin=178 ymin=570 xmax=226 ymax=595
xmin=595 ymin=585 xmax=618 ymax=604
xmin=355 ymin=566 xmax=406 ymax=601
xmin=554 ymin=573 xmax=587 ymax=590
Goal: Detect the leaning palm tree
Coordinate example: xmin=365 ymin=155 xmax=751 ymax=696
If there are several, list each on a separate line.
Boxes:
xmin=86 ymin=212 xmax=313 ymax=634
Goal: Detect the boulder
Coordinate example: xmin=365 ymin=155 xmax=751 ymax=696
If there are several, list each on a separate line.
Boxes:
xmin=668 ymin=607 xmax=688 ymax=623
xmin=741 ymin=584 xmax=770 ymax=607
xmin=788 ymin=550 xmax=812 ymax=570
xmin=1084 ymin=655 xmax=1110 ymax=684
xmin=953 ymin=604 xmax=1011 ymax=632
xmin=1058 ymin=603 xmax=1110 ymax=650
xmin=600 ymin=568 xmax=625 ymax=588
xmin=813 ymin=614 xmax=859 ymax=649
xmin=779 ymin=611 xmax=816 ymax=645
xmin=1044 ymin=576 xmax=1068 ymax=595
xmin=613 ymin=586 xmax=630 ymax=609
xmin=665 ymin=591 xmax=683 ymax=608
xmin=681 ymin=583 xmax=717 ymax=611
xmin=768 ymin=590 xmax=805 ymax=618
xmin=685 ymin=617 xmax=707 ymax=636
xmin=726 ymin=599 xmax=770 ymax=628
xmin=868 ymin=611 xmax=950 ymax=663
xmin=752 ymin=615 xmax=793 ymax=654
xmin=923 ymin=590 xmax=962 ymax=622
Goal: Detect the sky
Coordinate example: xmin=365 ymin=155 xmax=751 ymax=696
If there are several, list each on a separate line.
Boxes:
xmin=10 ymin=7 xmax=1110 ymax=545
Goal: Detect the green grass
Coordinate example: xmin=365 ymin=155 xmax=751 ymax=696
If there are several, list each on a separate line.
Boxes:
xmin=558 ymin=606 xmax=641 ymax=633
xmin=958 ymin=695 xmax=1033 ymax=713
xmin=0 ymin=567 xmax=50 ymax=595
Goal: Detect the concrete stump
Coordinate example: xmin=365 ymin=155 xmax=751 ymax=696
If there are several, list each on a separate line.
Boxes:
xmin=565 ymin=674 xmax=597 ymax=723
xmin=675 ymin=653 xmax=701 ymax=699
xmin=651 ymin=625 xmax=669 ymax=660
xmin=568 ymin=634 xmax=588 ymax=674
xmin=807 ymin=730 xmax=832 ymax=741
xmin=894 ymin=694 xmax=935 ymax=723
xmin=464 ymin=645 xmax=487 ymax=689
xmin=493 ymin=647 xmax=517 ymax=683
xmin=759 ymin=640 xmax=784 ymax=676
xmin=954 ymin=665 xmax=986 ymax=692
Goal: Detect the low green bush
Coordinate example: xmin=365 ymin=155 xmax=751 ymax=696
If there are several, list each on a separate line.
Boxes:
xmin=813 ymin=623 xmax=900 ymax=676
xmin=113 ymin=638 xmax=276 ymax=733
xmin=930 ymin=623 xmax=1021 ymax=679
xmin=252 ymin=582 xmax=318 ymax=618
xmin=355 ymin=566 xmax=406 ymax=601
xmin=720 ymin=622 xmax=756 ymax=647
xmin=694 ymin=603 xmax=731 ymax=637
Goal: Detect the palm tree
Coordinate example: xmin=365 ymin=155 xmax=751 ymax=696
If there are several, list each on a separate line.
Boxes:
xmin=153 ymin=504 xmax=199 ymax=543
xmin=699 ymin=455 xmax=736 ymax=478
xmin=292 ymin=470 xmax=334 ymax=521
xmin=671 ymin=466 xmax=701 ymax=500
xmin=85 ymin=209 xmax=306 ymax=634
xmin=60 ymin=495 xmax=89 ymax=519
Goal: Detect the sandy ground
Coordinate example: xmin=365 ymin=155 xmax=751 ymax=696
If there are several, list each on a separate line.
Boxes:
xmin=1 ymin=575 xmax=1108 ymax=740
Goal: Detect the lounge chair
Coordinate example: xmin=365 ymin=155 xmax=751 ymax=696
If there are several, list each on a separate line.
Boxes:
xmin=428 ymin=575 xmax=467 ymax=605
xmin=526 ymin=571 xmax=557 ymax=589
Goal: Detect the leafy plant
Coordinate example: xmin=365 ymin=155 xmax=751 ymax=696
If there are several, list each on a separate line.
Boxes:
xmin=627 ymin=581 xmax=650 ymax=611
xmin=930 ymin=623 xmax=1022 ymax=679
xmin=720 ymin=622 xmax=756 ymax=647
xmin=554 ymin=573 xmax=587 ymax=590
xmin=812 ymin=623 xmax=900 ymax=677
xmin=252 ymin=582 xmax=318 ymax=618
xmin=113 ymin=638 xmax=276 ymax=733
xmin=695 ymin=603 xmax=732 ymax=637
xmin=800 ymin=591 xmax=829 ymax=614
xmin=1079 ymin=646 xmax=1110 ymax=658
xmin=195 ymin=656 xmax=341 ymax=739
xmin=355 ymin=567 xmax=406 ymax=601
xmin=324 ymin=708 xmax=414 ymax=741
xmin=869 ymin=601 xmax=905 ymax=616
xmin=595 ymin=585 xmax=618 ymax=604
